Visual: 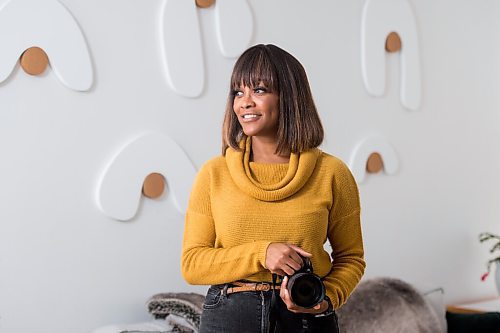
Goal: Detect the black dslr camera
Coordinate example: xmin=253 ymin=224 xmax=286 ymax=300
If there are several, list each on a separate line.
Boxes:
xmin=287 ymin=257 xmax=326 ymax=308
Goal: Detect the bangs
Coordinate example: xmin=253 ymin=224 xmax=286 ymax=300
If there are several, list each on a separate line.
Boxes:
xmin=230 ymin=47 xmax=278 ymax=92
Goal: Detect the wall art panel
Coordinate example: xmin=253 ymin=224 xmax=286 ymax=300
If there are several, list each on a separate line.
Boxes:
xmin=361 ymin=0 xmax=421 ymax=110
xmin=160 ymin=0 xmax=204 ymax=98
xmin=0 ymin=0 xmax=93 ymax=91
xmin=214 ymin=0 xmax=253 ymax=58
xmin=96 ymin=132 xmax=197 ymax=221
xmin=349 ymin=135 xmax=399 ymax=183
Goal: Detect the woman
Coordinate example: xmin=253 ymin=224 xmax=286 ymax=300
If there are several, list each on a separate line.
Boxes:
xmin=181 ymin=44 xmax=365 ymax=332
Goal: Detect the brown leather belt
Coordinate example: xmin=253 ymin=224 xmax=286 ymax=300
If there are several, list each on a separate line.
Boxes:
xmin=226 ymin=281 xmax=281 ymax=295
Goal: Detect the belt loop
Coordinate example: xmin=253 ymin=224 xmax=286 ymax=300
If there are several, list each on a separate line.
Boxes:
xmin=222 ymin=283 xmax=229 ymax=297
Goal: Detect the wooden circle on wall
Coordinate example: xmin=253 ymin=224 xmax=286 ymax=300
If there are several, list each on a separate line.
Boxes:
xmin=385 ymin=32 xmax=402 ymax=52
xmin=142 ymin=173 xmax=165 ymax=199
xmin=196 ymin=0 xmax=215 ymax=8
xmin=366 ymin=152 xmax=384 ymax=173
xmin=20 ymin=46 xmax=49 ymax=75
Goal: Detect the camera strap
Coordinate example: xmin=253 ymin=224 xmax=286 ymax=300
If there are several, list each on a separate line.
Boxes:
xmin=269 ymin=273 xmax=279 ymax=333
xmin=269 ymin=273 xmax=310 ymax=332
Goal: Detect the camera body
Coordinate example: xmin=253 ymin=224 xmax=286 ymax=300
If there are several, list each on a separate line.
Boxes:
xmin=286 ymin=257 xmax=326 ymax=308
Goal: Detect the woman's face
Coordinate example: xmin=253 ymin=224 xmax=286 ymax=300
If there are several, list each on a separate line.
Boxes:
xmin=233 ymin=83 xmax=280 ymax=139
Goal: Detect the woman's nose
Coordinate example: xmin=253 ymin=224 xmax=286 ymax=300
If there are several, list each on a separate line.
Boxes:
xmin=241 ymin=93 xmax=255 ymax=108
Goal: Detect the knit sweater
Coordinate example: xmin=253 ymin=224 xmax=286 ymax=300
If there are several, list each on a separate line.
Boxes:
xmin=181 ymin=137 xmax=365 ymax=309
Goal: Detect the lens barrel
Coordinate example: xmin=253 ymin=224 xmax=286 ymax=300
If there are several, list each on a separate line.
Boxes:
xmin=287 ymin=271 xmax=325 ymax=308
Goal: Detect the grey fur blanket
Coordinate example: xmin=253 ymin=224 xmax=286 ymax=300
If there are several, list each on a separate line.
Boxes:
xmin=337 ymin=277 xmax=443 ymax=333
xmin=147 ymin=292 xmax=205 ymax=331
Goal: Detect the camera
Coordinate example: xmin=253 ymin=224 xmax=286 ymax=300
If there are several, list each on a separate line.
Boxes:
xmin=286 ymin=257 xmax=325 ymax=308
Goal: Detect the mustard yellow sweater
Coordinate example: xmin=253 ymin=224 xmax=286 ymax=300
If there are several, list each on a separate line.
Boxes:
xmin=181 ymin=137 xmax=365 ymax=309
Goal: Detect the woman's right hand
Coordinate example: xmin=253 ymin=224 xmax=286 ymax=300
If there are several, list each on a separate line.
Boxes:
xmin=265 ymin=243 xmax=312 ymax=276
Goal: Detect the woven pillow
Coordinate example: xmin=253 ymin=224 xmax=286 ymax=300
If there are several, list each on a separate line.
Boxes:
xmin=146 ymin=293 xmax=205 ymax=330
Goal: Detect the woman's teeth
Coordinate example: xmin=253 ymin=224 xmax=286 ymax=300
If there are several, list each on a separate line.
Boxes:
xmin=243 ymin=114 xmax=259 ymax=119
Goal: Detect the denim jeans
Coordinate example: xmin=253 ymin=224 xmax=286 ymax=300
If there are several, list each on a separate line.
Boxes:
xmin=200 ymin=284 xmax=339 ymax=333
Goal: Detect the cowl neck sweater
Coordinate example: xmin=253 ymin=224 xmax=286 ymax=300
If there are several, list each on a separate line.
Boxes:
xmin=182 ymin=137 xmax=365 ymax=309
xmin=225 ymin=136 xmax=321 ymax=201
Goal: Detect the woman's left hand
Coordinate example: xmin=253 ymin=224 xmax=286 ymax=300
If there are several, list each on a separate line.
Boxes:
xmin=279 ymin=276 xmax=329 ymax=314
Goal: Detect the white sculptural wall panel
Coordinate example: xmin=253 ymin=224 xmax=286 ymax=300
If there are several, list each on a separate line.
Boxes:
xmin=349 ymin=135 xmax=400 ymax=183
xmin=361 ymin=0 xmax=421 ymax=110
xmin=0 ymin=0 xmax=93 ymax=91
xmin=97 ymin=132 xmax=197 ymax=221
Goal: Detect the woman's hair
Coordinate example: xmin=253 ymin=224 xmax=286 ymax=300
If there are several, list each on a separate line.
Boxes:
xmin=221 ymin=44 xmax=324 ymax=155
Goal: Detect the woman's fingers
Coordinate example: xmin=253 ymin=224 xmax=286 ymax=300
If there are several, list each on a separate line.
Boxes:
xmin=282 ymin=265 xmax=295 ymax=276
xmin=285 ymin=256 xmax=302 ymax=271
xmin=288 ymin=244 xmax=312 ymax=258
xmin=279 ymin=276 xmax=287 ymax=299
xmin=287 ymin=250 xmax=304 ymax=269
xmin=280 ymin=276 xmax=298 ymax=312
xmin=265 ymin=243 xmax=312 ymax=276
xmin=280 ymin=279 xmax=303 ymax=313
xmin=279 ymin=276 xmax=329 ymax=314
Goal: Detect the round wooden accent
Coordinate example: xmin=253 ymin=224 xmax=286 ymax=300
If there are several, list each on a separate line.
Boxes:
xmin=20 ymin=47 xmax=49 ymax=75
xmin=196 ymin=0 xmax=215 ymax=8
xmin=142 ymin=173 xmax=165 ymax=199
xmin=385 ymin=32 xmax=402 ymax=52
xmin=366 ymin=153 xmax=384 ymax=173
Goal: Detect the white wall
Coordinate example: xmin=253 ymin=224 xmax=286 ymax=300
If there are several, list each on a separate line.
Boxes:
xmin=1 ymin=0 xmax=499 ymax=332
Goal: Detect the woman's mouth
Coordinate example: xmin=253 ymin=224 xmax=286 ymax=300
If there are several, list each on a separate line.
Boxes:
xmin=241 ymin=114 xmax=261 ymax=122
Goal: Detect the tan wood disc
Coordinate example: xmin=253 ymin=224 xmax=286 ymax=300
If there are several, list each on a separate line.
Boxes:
xmin=196 ymin=0 xmax=215 ymax=8
xmin=142 ymin=173 xmax=165 ymax=199
xmin=385 ymin=32 xmax=402 ymax=52
xmin=20 ymin=47 xmax=49 ymax=75
xmin=366 ymin=152 xmax=384 ymax=173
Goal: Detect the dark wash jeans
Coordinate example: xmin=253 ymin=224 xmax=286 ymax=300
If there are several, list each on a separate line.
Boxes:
xmin=200 ymin=284 xmax=339 ymax=333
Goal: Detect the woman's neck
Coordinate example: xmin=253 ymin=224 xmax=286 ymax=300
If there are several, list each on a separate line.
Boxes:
xmin=250 ymin=136 xmax=290 ymax=163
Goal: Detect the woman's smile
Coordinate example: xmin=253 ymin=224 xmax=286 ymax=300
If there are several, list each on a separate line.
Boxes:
xmin=240 ymin=113 xmax=262 ymax=121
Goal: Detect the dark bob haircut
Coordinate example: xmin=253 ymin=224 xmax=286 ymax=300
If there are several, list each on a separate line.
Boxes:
xmin=222 ymin=44 xmax=324 ymax=155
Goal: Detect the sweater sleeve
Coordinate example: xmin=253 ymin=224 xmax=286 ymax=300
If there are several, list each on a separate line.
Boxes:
xmin=322 ymin=161 xmax=366 ymax=309
xmin=180 ymin=161 xmax=272 ymax=285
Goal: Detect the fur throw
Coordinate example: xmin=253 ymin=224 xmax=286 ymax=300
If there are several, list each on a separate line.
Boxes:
xmin=337 ymin=277 xmax=443 ymax=333
xmin=147 ymin=292 xmax=204 ymax=330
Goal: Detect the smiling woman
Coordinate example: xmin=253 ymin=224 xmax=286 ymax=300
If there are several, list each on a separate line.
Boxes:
xmin=181 ymin=44 xmax=365 ymax=333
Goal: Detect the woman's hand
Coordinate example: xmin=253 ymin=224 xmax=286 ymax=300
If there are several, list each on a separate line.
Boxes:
xmin=265 ymin=243 xmax=312 ymax=276
xmin=280 ymin=276 xmax=329 ymax=314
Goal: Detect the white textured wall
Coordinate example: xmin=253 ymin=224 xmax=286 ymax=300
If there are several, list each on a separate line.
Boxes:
xmin=1 ymin=0 xmax=500 ymax=332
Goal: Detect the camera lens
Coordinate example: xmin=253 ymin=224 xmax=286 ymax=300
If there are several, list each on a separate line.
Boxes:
xmin=288 ymin=273 xmax=325 ymax=308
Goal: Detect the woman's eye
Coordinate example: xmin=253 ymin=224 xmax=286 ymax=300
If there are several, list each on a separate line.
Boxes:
xmin=254 ymin=87 xmax=267 ymax=94
xmin=233 ymin=90 xmax=243 ymax=97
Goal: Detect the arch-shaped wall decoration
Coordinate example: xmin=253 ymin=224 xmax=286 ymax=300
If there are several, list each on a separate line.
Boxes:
xmin=96 ymin=133 xmax=197 ymax=221
xmin=361 ymin=0 xmax=421 ymax=110
xmin=0 ymin=0 xmax=93 ymax=91
xmin=160 ymin=0 xmax=253 ymax=97
xmin=349 ymin=135 xmax=399 ymax=183
xmin=160 ymin=0 xmax=204 ymax=98
xmin=214 ymin=0 xmax=253 ymax=58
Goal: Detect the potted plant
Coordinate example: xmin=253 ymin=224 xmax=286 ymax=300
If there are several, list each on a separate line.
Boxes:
xmin=479 ymin=232 xmax=500 ymax=293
